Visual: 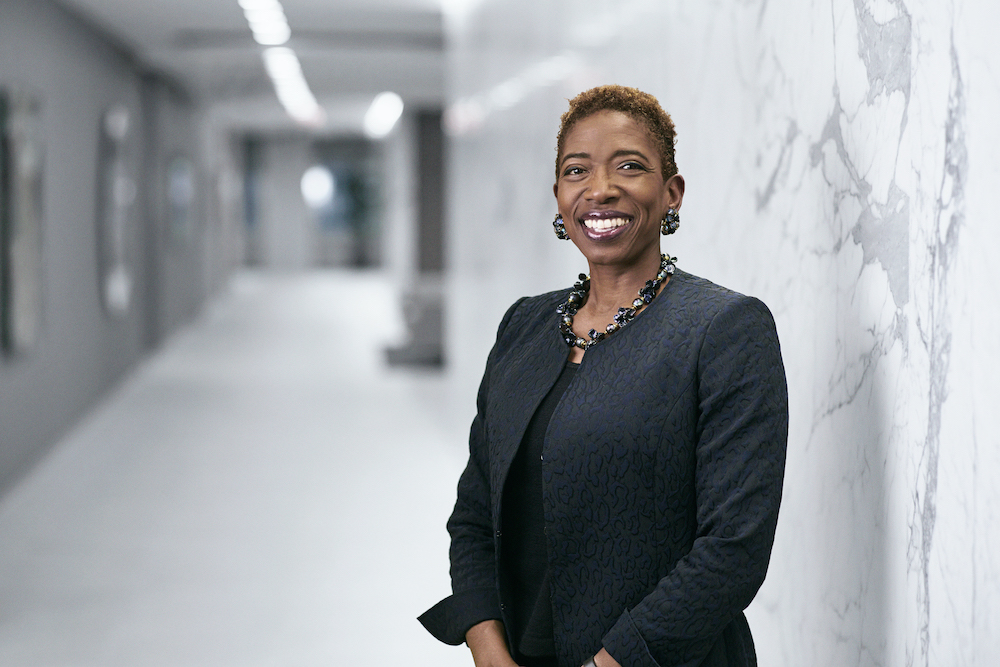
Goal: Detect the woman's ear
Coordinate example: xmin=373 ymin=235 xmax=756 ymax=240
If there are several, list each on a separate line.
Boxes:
xmin=665 ymin=173 xmax=685 ymax=210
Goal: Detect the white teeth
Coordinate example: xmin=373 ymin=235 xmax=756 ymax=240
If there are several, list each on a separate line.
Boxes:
xmin=583 ymin=217 xmax=628 ymax=231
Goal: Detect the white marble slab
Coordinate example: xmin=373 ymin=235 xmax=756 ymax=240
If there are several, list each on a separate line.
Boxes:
xmin=444 ymin=0 xmax=1000 ymax=663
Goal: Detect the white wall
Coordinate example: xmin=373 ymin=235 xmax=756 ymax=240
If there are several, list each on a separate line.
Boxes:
xmin=443 ymin=0 xmax=1000 ymax=664
xmin=381 ymin=113 xmax=421 ymax=348
xmin=251 ymin=136 xmax=318 ymax=271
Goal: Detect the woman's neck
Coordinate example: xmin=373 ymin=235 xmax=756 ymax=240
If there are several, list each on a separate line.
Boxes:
xmin=582 ymin=251 xmax=665 ymax=319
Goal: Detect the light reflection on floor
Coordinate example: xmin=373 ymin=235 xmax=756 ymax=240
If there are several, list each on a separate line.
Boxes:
xmin=0 ymin=271 xmax=473 ymax=667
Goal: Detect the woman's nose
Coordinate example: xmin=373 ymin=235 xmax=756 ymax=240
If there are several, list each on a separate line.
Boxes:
xmin=586 ymin=168 xmax=618 ymax=201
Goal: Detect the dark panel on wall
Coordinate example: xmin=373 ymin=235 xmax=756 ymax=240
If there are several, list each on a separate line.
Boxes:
xmin=312 ymin=137 xmax=380 ymax=268
xmin=0 ymin=88 xmax=44 ymax=358
xmin=415 ymin=109 xmax=445 ymax=273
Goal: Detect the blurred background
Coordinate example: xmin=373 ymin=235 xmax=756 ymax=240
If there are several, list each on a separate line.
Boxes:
xmin=0 ymin=0 xmax=998 ymax=665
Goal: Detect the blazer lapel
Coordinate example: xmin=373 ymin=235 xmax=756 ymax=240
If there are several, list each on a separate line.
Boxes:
xmin=487 ymin=319 xmax=569 ymax=513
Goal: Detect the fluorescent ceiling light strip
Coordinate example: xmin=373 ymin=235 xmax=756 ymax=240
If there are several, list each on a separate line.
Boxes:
xmin=253 ymin=25 xmax=291 ymax=46
xmin=238 ymin=0 xmax=282 ymax=10
xmin=247 ymin=5 xmax=324 ymax=126
xmin=244 ymin=7 xmax=285 ymax=22
xmin=262 ymin=47 xmax=300 ymax=78
xmin=363 ymin=91 xmax=404 ymax=139
xmin=241 ymin=0 xmax=290 ymax=46
xmin=261 ymin=46 xmax=324 ymax=127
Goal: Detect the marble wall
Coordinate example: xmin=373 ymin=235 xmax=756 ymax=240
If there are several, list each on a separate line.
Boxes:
xmin=442 ymin=0 xmax=1000 ymax=664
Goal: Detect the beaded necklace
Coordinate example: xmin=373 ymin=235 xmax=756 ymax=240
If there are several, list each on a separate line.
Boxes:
xmin=557 ymin=253 xmax=676 ymax=350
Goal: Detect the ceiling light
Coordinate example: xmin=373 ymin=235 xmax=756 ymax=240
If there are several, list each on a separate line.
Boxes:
xmin=261 ymin=47 xmax=325 ymax=127
xmin=244 ymin=6 xmax=285 ymax=23
xmin=301 ymin=165 xmax=335 ymax=209
xmin=363 ymin=92 xmax=404 ymax=139
xmin=238 ymin=0 xmax=282 ymax=11
xmin=240 ymin=0 xmax=290 ymax=46
xmin=251 ymin=25 xmax=291 ymax=46
xmin=242 ymin=2 xmax=322 ymax=127
xmin=262 ymin=47 xmax=299 ymax=79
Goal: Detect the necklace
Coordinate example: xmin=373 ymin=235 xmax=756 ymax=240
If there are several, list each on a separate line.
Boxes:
xmin=557 ymin=253 xmax=677 ymax=350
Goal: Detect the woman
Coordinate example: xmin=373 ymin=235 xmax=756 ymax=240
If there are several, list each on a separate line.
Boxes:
xmin=420 ymin=85 xmax=788 ymax=667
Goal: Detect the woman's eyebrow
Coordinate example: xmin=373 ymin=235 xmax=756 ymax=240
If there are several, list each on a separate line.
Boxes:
xmin=609 ymin=149 xmax=651 ymax=161
xmin=560 ymin=152 xmax=590 ymax=166
xmin=561 ymin=149 xmax=652 ymax=166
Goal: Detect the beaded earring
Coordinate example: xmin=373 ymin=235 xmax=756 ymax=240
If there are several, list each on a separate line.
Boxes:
xmin=660 ymin=208 xmax=680 ymax=235
xmin=552 ymin=213 xmax=570 ymax=240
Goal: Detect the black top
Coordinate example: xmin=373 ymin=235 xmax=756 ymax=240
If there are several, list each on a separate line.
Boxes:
xmin=501 ymin=361 xmax=578 ymax=659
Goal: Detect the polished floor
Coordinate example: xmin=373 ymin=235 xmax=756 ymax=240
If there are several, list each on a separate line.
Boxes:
xmin=0 ymin=271 xmax=473 ymax=666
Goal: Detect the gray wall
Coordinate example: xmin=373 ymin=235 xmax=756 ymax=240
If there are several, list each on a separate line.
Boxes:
xmin=141 ymin=78 xmax=214 ymax=344
xmin=0 ymin=0 xmax=235 ymax=495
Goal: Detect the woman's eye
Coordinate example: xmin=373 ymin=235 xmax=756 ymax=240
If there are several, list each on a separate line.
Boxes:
xmin=621 ymin=161 xmax=647 ymax=171
xmin=563 ymin=166 xmax=585 ymax=176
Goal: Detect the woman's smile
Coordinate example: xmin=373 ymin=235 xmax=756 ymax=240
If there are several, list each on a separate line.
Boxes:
xmin=579 ymin=211 xmax=633 ymax=240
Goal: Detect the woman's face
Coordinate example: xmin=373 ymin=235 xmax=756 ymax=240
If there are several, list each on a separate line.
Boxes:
xmin=554 ymin=110 xmax=683 ymax=270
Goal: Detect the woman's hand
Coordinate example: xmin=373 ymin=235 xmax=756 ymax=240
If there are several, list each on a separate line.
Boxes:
xmin=466 ymin=619 xmax=520 ymax=667
xmin=592 ymin=647 xmax=622 ymax=667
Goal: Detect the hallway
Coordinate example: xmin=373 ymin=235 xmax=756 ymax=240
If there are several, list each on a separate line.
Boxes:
xmin=0 ymin=272 xmax=470 ymax=666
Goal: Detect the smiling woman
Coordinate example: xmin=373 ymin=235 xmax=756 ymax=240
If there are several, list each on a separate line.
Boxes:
xmin=419 ymin=85 xmax=789 ymax=667
xmin=553 ymin=109 xmax=684 ymax=342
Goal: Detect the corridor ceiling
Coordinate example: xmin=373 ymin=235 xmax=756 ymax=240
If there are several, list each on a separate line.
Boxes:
xmin=56 ymin=0 xmax=446 ymax=132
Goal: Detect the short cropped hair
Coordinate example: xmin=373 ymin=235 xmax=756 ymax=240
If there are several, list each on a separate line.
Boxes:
xmin=555 ymin=85 xmax=678 ymax=180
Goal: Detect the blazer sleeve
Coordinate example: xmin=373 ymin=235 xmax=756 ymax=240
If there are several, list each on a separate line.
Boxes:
xmin=602 ymin=295 xmax=789 ymax=667
xmin=418 ymin=297 xmax=527 ymax=645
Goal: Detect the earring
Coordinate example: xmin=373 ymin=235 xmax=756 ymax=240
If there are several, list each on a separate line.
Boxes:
xmin=553 ymin=213 xmax=570 ymax=240
xmin=660 ymin=208 xmax=680 ymax=235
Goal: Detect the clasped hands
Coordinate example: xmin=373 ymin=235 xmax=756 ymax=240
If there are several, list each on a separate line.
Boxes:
xmin=466 ymin=620 xmax=621 ymax=667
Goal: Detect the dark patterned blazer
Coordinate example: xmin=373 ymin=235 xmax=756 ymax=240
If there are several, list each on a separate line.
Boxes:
xmin=419 ymin=270 xmax=788 ymax=667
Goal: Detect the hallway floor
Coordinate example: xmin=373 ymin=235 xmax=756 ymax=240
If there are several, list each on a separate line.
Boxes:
xmin=0 ymin=271 xmax=472 ymax=667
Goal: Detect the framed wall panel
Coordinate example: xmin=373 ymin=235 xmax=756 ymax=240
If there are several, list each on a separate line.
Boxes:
xmin=167 ymin=155 xmax=195 ymax=248
xmin=0 ymin=88 xmax=44 ymax=357
xmin=0 ymin=92 xmax=7 ymax=350
xmin=95 ymin=105 xmax=136 ymax=318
